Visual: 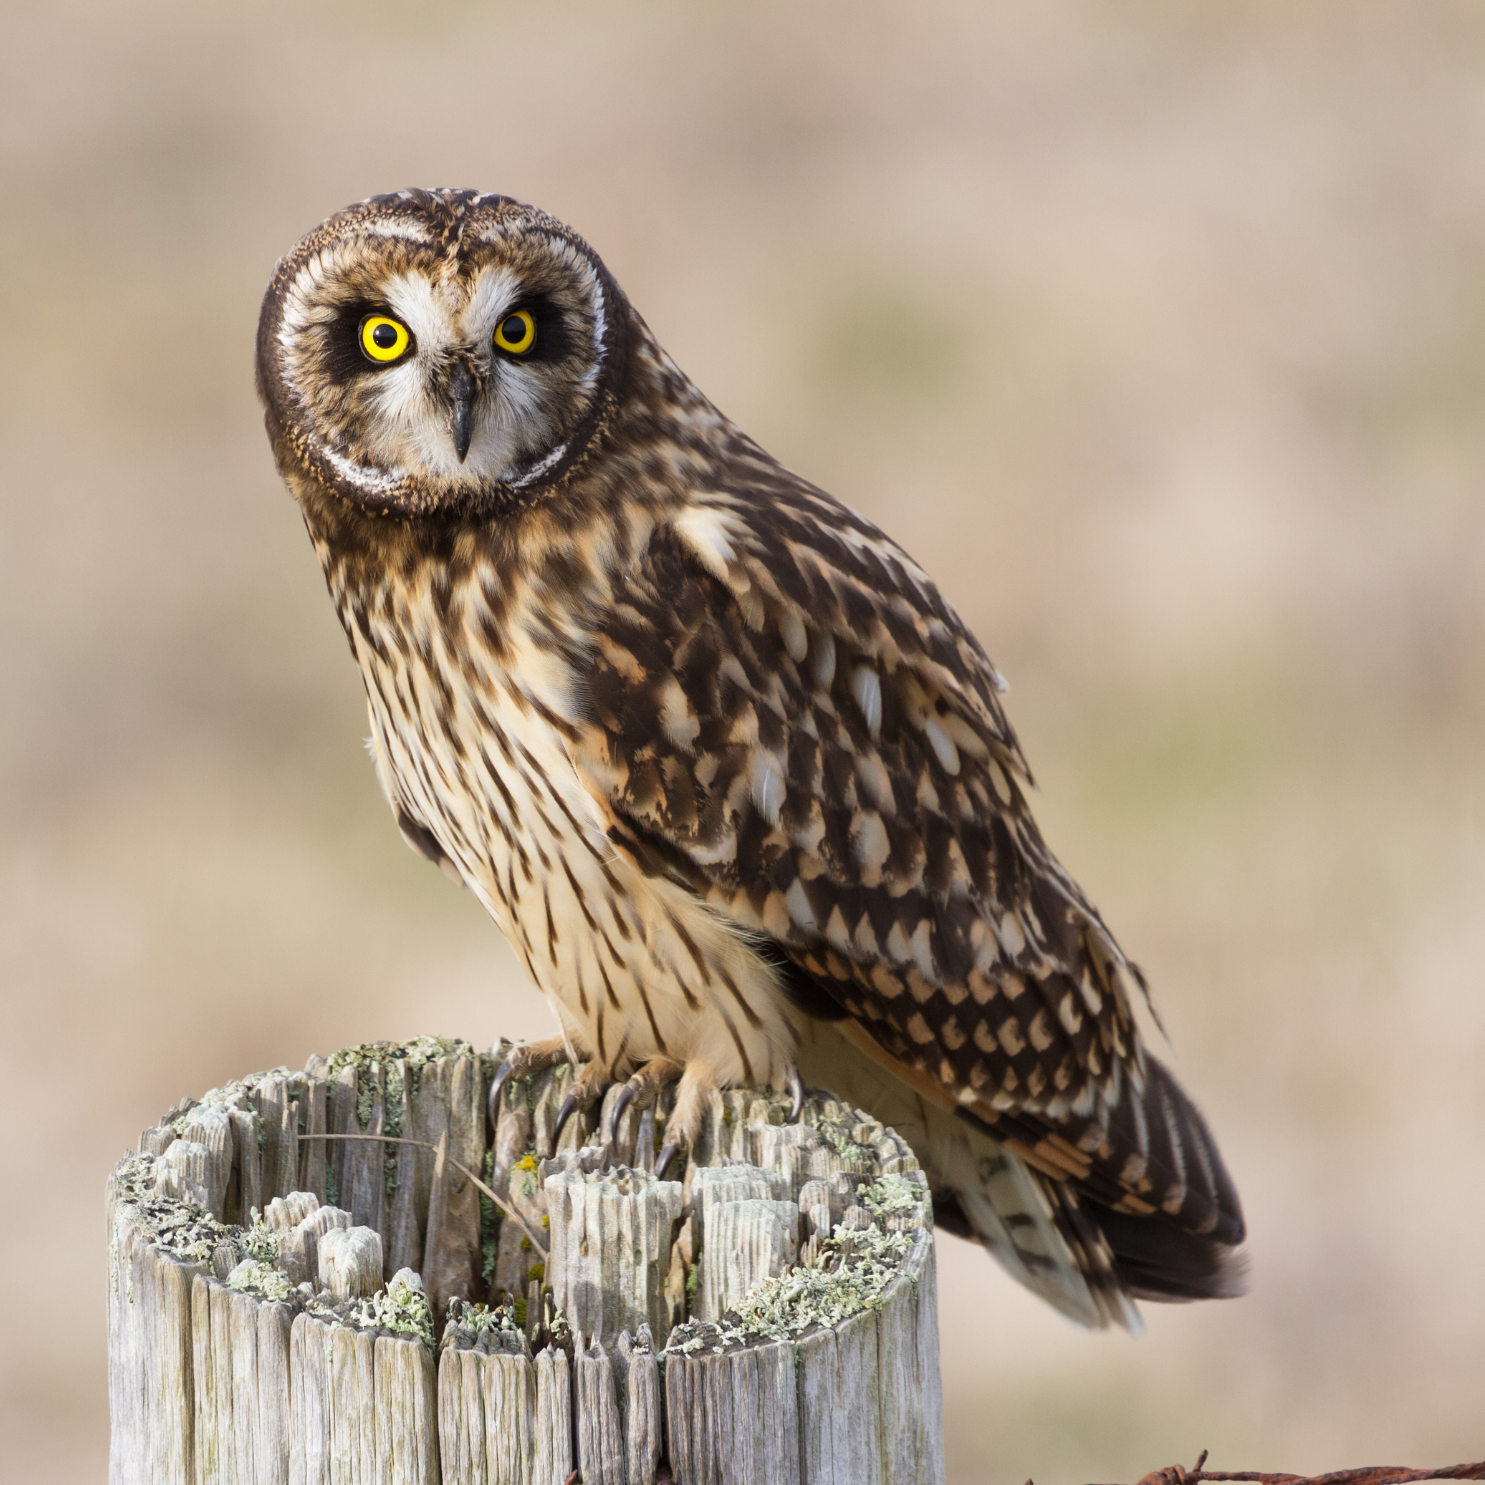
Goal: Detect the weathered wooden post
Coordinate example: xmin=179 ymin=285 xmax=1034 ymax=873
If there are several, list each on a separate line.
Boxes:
xmin=107 ymin=1035 xmax=944 ymax=1484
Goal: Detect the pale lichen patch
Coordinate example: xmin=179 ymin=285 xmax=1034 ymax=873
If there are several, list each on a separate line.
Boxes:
xmin=353 ymin=1268 xmax=434 ymax=1349
xmin=226 ymin=1258 xmax=292 ymax=1303
xmin=666 ymin=1174 xmax=928 ymax=1356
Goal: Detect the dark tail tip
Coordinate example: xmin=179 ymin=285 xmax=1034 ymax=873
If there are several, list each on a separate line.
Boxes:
xmin=1092 ymin=1201 xmax=1249 ymax=1302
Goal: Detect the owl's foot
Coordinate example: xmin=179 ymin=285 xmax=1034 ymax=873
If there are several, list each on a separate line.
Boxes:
xmin=649 ymin=1060 xmax=805 ymax=1178
xmin=605 ymin=1057 xmax=684 ymax=1145
xmin=488 ymin=1035 xmax=570 ymax=1128
xmin=654 ymin=1062 xmax=729 ymax=1180
xmin=549 ymin=1058 xmax=612 ymax=1157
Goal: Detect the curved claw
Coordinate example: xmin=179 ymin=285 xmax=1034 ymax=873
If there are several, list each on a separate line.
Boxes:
xmin=549 ymin=1092 xmax=581 ymax=1158
xmin=487 ymin=1058 xmax=517 ymax=1130
xmin=606 ymin=1082 xmax=638 ymax=1146
xmin=654 ymin=1141 xmax=683 ymax=1181
xmin=786 ymin=1063 xmax=805 ymax=1123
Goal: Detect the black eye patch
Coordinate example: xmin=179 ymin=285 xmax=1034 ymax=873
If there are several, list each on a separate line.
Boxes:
xmin=495 ymin=294 xmax=571 ymax=366
xmin=322 ymin=301 xmax=408 ymax=383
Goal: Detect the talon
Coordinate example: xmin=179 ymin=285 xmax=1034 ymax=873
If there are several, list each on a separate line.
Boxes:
xmin=605 ymin=1057 xmax=683 ymax=1147
xmin=655 ymin=1141 xmax=683 ymax=1180
xmin=606 ymin=1083 xmax=638 ymax=1145
xmin=550 ymin=1092 xmax=580 ymax=1157
xmin=787 ymin=1063 xmax=805 ymax=1123
xmin=488 ymin=1035 xmax=569 ymax=1131
xmin=487 ymin=1059 xmax=516 ymax=1129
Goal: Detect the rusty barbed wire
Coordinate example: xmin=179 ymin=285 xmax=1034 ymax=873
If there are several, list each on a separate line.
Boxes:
xmin=1080 ymin=1448 xmax=1485 ymax=1485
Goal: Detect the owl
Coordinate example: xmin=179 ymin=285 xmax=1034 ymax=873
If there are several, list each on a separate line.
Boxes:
xmin=257 ymin=188 xmax=1244 ymax=1329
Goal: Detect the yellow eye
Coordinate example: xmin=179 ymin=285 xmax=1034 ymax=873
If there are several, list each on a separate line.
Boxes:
xmin=493 ymin=308 xmax=536 ymax=355
xmin=359 ymin=314 xmax=411 ymax=364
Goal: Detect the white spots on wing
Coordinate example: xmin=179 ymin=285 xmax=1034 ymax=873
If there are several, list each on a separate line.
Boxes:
xmin=810 ymin=631 xmax=836 ymax=691
xmin=671 ymin=505 xmax=740 ymax=582
xmin=824 ymin=906 xmax=852 ymax=953
xmin=924 ymin=717 xmax=960 ymax=775
xmin=987 ymin=759 xmax=1013 ymax=804
xmin=785 ymin=879 xmax=818 ymax=934
xmin=969 ymin=921 xmax=1001 ymax=976
xmin=736 ymin=582 xmax=766 ymax=632
xmin=851 ymin=810 xmax=890 ymax=886
xmin=854 ymin=752 xmax=895 ymax=813
xmin=999 ymin=913 xmax=1026 ymax=958
xmin=885 ymin=920 xmax=912 ymax=965
xmin=915 ymin=771 xmax=941 ymax=813
xmin=759 ymin=670 xmax=791 ymax=722
xmin=939 ymin=709 xmax=989 ymax=760
xmin=1076 ymin=969 xmax=1104 ymax=1019
xmin=778 ymin=607 xmax=808 ymax=665
xmin=750 ymin=752 xmax=785 ymax=826
xmin=944 ymin=838 xmax=972 ymax=892
xmin=658 ymin=677 xmax=700 ymax=751
xmin=909 ymin=919 xmax=936 ymax=981
xmin=1057 ymin=990 xmax=1084 ymax=1037
xmin=851 ymin=664 xmax=882 ymax=739
xmin=717 ymin=654 xmax=751 ymax=693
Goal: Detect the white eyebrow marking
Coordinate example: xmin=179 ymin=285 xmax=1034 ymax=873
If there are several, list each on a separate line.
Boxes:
xmin=363 ymin=219 xmax=432 ymax=243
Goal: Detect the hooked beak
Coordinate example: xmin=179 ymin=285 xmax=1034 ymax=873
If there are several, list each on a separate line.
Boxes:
xmin=448 ymin=365 xmax=474 ymax=463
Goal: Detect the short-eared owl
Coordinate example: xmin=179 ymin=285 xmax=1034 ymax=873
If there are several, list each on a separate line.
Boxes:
xmin=257 ymin=188 xmax=1244 ymax=1328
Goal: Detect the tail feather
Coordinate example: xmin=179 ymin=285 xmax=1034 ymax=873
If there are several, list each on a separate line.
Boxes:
xmin=797 ymin=1019 xmax=1140 ymax=1329
xmin=1005 ymin=1053 xmax=1245 ymax=1247
xmin=795 ymin=1019 xmax=1246 ymax=1326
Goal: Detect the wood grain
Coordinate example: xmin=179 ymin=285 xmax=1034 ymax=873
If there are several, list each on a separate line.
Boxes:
xmin=107 ymin=1036 xmax=942 ymax=1483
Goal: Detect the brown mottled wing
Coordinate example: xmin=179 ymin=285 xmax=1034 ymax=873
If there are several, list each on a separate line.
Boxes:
xmin=571 ymin=459 xmax=1243 ymax=1262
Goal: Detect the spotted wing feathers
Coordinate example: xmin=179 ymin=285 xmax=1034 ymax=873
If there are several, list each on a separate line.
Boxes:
xmin=570 ymin=462 xmax=1245 ymax=1314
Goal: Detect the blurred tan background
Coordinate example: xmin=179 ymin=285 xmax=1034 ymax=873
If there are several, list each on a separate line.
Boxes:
xmin=3 ymin=2 xmax=1483 ymax=1480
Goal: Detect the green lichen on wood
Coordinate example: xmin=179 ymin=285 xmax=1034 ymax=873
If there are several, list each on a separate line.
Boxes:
xmin=348 ymin=1268 xmax=433 ymax=1349
xmin=809 ymin=1113 xmax=875 ymax=1162
xmin=382 ymin=1058 xmax=404 ymax=1198
xmin=113 ymin=1154 xmax=232 ymax=1263
xmin=445 ymin=1296 xmax=518 ymax=1338
xmin=325 ymin=1036 xmax=468 ymax=1112
xmin=479 ymin=1150 xmax=500 ymax=1286
xmin=239 ymin=1211 xmax=281 ymax=1264
xmin=321 ymin=1035 xmax=469 ymax=1194
xmin=226 ymin=1258 xmax=292 ymax=1303
xmin=667 ymin=1174 xmax=928 ymax=1357
xmin=862 ymin=1171 xmax=926 ymax=1220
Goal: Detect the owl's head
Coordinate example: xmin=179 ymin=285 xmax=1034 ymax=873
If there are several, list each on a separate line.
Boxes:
xmin=256 ymin=189 xmax=629 ymax=516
